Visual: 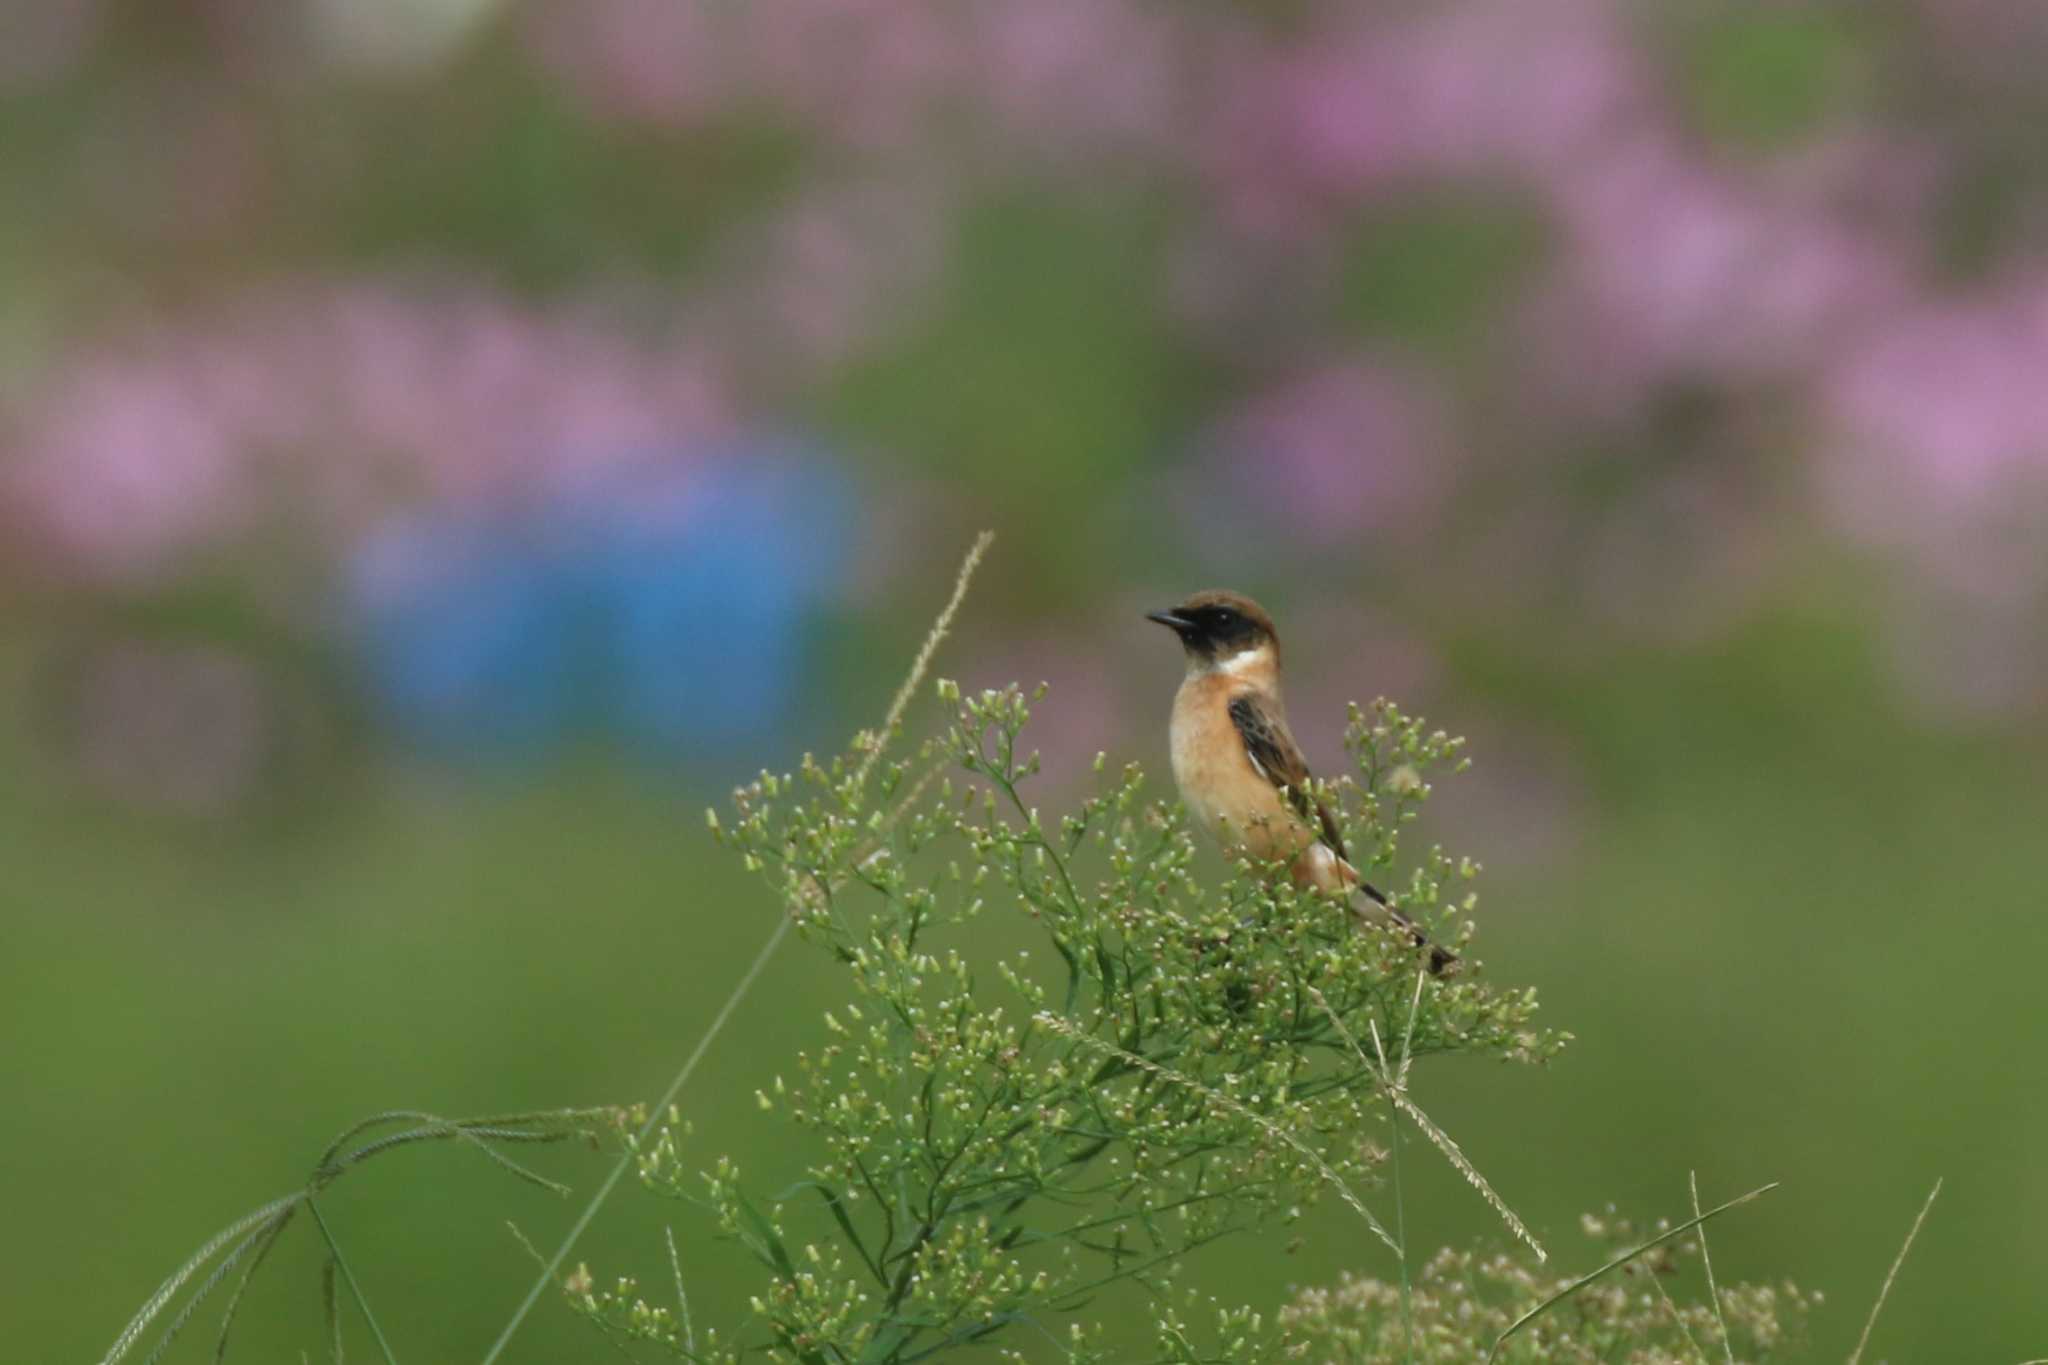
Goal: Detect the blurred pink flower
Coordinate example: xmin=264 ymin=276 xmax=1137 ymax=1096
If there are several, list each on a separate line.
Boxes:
xmin=968 ymin=0 xmax=1180 ymax=160
xmin=731 ymin=177 xmax=953 ymax=378
xmin=526 ymin=0 xmax=1181 ymax=161
xmin=1812 ymin=272 xmax=2048 ymax=718
xmin=1204 ymin=0 xmax=1647 ymax=237
xmin=8 ymin=352 xmax=243 ymax=580
xmin=1820 ymin=275 xmax=2048 ymax=603
xmin=524 ymin=0 xmax=742 ymax=126
xmin=1192 ymin=358 xmax=1456 ymax=550
xmin=748 ymin=0 xmax=963 ymax=151
xmin=4 ymin=282 xmax=732 ymax=585
xmin=1394 ymin=0 xmax=1648 ymax=177
xmin=1522 ymin=133 xmax=1908 ymax=413
xmin=525 ymin=0 xmax=962 ymax=147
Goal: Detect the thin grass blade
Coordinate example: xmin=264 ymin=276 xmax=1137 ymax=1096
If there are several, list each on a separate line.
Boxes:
xmin=306 ymin=1194 xmax=401 ymax=1365
xmin=322 ymin=1258 xmax=344 ymax=1365
xmin=1315 ymin=986 xmax=1545 ymax=1262
xmin=101 ymin=1192 xmax=303 ymax=1365
xmin=339 ymin=1122 xmax=572 ymax=1194
xmin=1689 ymin=1171 xmax=1735 ymax=1364
xmin=1847 ymin=1177 xmax=1943 ymax=1365
xmin=665 ymin=1224 xmax=696 ymax=1355
xmin=317 ymin=1111 xmax=459 ymax=1172
xmin=1484 ymin=1182 xmax=1779 ymax=1364
xmin=213 ymin=1205 xmax=297 ymax=1363
xmin=138 ymin=1213 xmax=293 ymax=1365
xmin=1643 ymin=1263 xmax=1712 ymax=1365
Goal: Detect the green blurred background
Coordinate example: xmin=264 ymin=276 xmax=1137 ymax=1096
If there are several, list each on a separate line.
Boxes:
xmin=4 ymin=1 xmax=2045 ymax=1360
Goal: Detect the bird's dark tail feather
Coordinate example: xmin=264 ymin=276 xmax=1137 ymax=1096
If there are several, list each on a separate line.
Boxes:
xmin=1359 ymin=881 xmax=1460 ymax=977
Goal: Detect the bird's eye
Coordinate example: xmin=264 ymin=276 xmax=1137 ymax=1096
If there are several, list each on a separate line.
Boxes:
xmin=1210 ymin=608 xmax=1239 ymax=628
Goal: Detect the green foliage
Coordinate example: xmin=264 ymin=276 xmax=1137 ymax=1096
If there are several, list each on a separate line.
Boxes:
xmin=820 ymin=194 xmax=1198 ymax=521
xmin=1675 ymin=6 xmax=1874 ymax=151
xmin=283 ymin=53 xmax=812 ymax=291
xmin=1336 ymin=191 xmax=1549 ymax=359
xmin=584 ymin=677 xmax=1559 ymax=1362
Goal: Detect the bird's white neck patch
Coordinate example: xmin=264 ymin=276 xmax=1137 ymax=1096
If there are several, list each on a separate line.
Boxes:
xmin=1210 ymin=645 xmax=1272 ymax=677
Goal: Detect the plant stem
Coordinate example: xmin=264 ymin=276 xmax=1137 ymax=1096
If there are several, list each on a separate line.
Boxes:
xmin=306 ymin=1194 xmax=401 ymax=1365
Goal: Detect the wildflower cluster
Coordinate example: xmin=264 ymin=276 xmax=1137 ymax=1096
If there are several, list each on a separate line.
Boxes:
xmin=588 ymin=679 xmax=1560 ymax=1362
xmin=1276 ymin=1211 xmax=1822 ymax=1364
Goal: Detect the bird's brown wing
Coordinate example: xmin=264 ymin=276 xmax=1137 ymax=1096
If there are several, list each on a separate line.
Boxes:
xmin=1229 ymin=693 xmax=1453 ymax=972
xmin=1226 ymin=693 xmax=1348 ymax=860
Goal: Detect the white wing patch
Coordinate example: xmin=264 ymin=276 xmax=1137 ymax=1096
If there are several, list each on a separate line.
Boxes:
xmin=1241 ymin=743 xmax=1271 ymax=784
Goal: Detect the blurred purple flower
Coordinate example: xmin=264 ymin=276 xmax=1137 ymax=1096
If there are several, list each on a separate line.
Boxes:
xmin=1518 ymin=133 xmax=1909 ymax=415
xmin=1811 ymin=273 xmax=2048 ymax=718
xmin=1186 ymin=0 xmax=1920 ymax=423
xmin=4 ymin=282 xmax=731 ymax=586
xmin=726 ymin=176 xmax=954 ymax=379
xmin=7 ymin=350 xmax=245 ymax=582
xmin=967 ymin=0 xmax=1179 ymax=160
xmin=524 ymin=0 xmax=733 ymax=125
xmin=1204 ymin=0 xmax=1646 ymax=237
xmin=1820 ymin=275 xmax=2048 ymax=604
xmin=1391 ymin=0 xmax=1648 ymax=178
xmin=746 ymin=0 xmax=964 ymax=151
xmin=1188 ymin=358 xmax=1455 ymax=552
xmin=525 ymin=0 xmax=961 ymax=148
xmin=525 ymin=0 xmax=1181 ymax=162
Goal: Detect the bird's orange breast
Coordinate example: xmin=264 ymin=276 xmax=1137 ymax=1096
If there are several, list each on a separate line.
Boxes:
xmin=1168 ymin=671 xmax=1316 ymax=864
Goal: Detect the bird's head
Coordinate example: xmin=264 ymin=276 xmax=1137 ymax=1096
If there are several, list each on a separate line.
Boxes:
xmin=1146 ymin=590 xmax=1280 ymax=672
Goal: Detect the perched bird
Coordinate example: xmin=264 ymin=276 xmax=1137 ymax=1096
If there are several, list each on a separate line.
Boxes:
xmin=1146 ymin=590 xmax=1457 ymax=975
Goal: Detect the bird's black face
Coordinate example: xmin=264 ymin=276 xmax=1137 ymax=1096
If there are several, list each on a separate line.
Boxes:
xmin=1146 ymin=600 xmax=1269 ymax=661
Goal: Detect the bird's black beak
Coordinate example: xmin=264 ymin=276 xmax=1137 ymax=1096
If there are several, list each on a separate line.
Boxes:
xmin=1146 ymin=609 xmax=1194 ymax=634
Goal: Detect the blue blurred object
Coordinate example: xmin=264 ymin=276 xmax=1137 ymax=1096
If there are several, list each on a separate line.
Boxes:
xmin=346 ymin=436 xmax=853 ymax=765
xmin=594 ymin=440 xmax=851 ymax=756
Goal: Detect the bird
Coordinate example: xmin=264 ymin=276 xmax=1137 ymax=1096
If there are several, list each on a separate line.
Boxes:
xmin=1146 ymin=589 xmax=1457 ymax=975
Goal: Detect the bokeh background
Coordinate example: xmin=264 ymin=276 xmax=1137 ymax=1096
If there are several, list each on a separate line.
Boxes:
xmin=5 ymin=0 xmax=2046 ymax=1360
